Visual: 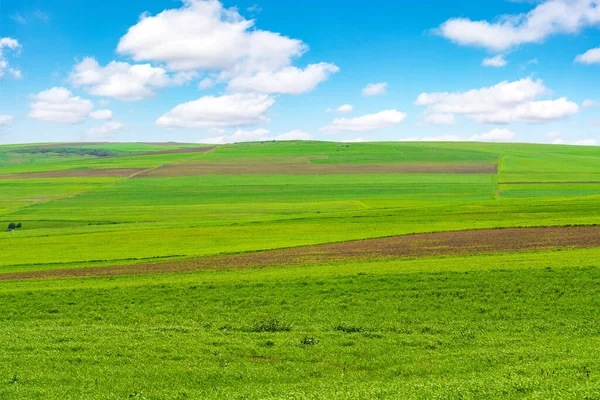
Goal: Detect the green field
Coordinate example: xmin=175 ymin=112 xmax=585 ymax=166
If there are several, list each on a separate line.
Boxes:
xmin=1 ymin=141 xmax=600 ymax=399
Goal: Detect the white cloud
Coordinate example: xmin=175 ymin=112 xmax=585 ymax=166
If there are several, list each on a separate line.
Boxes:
xmin=469 ymin=128 xmax=516 ymax=142
xmin=320 ymin=110 xmax=406 ymax=134
xmin=69 ymin=58 xmax=191 ymax=101
xmin=227 ymin=63 xmax=339 ymax=94
xmin=575 ymin=47 xmax=600 ymax=64
xmin=33 ymin=9 xmax=50 ymax=23
xmin=200 ymin=128 xmax=312 ymax=144
xmin=0 ymin=114 xmax=14 ymax=127
xmin=415 ymin=78 xmax=578 ymax=124
xmin=198 ymin=77 xmax=216 ymax=89
xmin=575 ymin=139 xmax=597 ymax=146
xmin=424 ymin=113 xmax=456 ymax=125
xmin=482 ymin=55 xmax=508 ymax=67
xmin=86 ymin=121 xmax=125 ymax=139
xmin=28 ymin=87 xmax=93 ymax=124
xmin=274 ymin=130 xmax=313 ymax=141
xmin=362 ymin=82 xmax=388 ymax=96
xmin=437 ymin=0 xmax=600 ymax=51
xmin=327 ymin=104 xmax=354 ymax=113
xmin=116 ymin=0 xmax=335 ymax=94
xmin=156 ymin=93 xmax=274 ymax=129
xmin=117 ymin=0 xmax=303 ymax=71
xmin=208 ymin=127 xmax=226 ymax=135
xmin=0 ymin=37 xmax=22 ymax=79
xmin=582 ymin=99 xmax=597 ymax=107
xmin=11 ymin=13 xmax=27 ymax=24
xmin=552 ymin=138 xmax=564 ymax=144
xmin=90 ymin=109 xmax=113 ymax=120
xmin=342 ymin=138 xmax=367 ymax=143
xmin=400 ymin=135 xmax=462 ymax=142
xmin=547 ymin=131 xmax=561 ymax=138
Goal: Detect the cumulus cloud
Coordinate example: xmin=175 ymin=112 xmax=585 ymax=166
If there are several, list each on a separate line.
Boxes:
xmin=319 ymin=110 xmax=406 ymax=134
xmin=436 ymin=0 xmax=600 ymax=51
xmin=362 ymin=82 xmax=388 ymax=96
xmin=0 ymin=115 xmax=14 ymax=127
xmin=469 ymin=128 xmax=516 ymax=142
xmin=482 ymin=55 xmax=508 ymax=67
xmin=0 ymin=37 xmax=22 ymax=79
xmin=424 ymin=113 xmax=456 ymax=125
xmin=28 ymin=87 xmax=93 ymax=124
xmin=200 ymin=128 xmax=312 ymax=144
xmin=575 ymin=47 xmax=600 ymax=64
xmin=86 ymin=121 xmax=125 ymax=139
xmin=575 ymin=139 xmax=597 ymax=146
xmin=69 ymin=58 xmax=193 ymax=101
xmin=116 ymin=0 xmax=337 ymax=94
xmin=90 ymin=109 xmax=113 ymax=120
xmin=227 ymin=63 xmax=339 ymax=94
xmin=327 ymin=104 xmax=354 ymax=113
xmin=156 ymin=93 xmax=274 ymax=129
xmin=415 ymin=78 xmax=578 ymax=124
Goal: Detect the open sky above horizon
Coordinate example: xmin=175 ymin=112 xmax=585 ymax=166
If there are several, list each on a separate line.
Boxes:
xmin=0 ymin=0 xmax=599 ymax=145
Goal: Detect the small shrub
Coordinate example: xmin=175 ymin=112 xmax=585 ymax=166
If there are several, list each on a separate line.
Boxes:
xmin=16 ymin=223 xmax=22 ymax=229
xmin=335 ymin=323 xmax=363 ymax=333
xmin=264 ymin=340 xmax=275 ymax=347
xmin=251 ymin=319 xmax=291 ymax=333
xmin=7 ymin=223 xmax=16 ymax=231
xmin=301 ymin=337 xmax=319 ymax=345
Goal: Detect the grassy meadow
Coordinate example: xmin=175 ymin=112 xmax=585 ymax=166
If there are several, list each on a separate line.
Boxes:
xmin=1 ymin=141 xmax=600 ymax=398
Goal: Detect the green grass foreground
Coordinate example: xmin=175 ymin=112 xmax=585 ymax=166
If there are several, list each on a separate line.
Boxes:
xmin=2 ymin=249 xmax=600 ymax=399
xmin=1 ymin=141 xmax=600 ymax=398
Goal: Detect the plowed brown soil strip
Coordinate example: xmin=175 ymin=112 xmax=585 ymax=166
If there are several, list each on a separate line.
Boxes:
xmin=0 ymin=168 xmax=146 ymax=179
xmin=139 ymin=162 xmax=498 ymax=176
xmin=2 ymin=226 xmax=599 ymax=281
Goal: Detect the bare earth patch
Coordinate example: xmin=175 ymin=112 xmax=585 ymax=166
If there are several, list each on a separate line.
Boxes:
xmin=2 ymin=226 xmax=599 ymax=281
xmin=139 ymin=163 xmax=498 ymax=177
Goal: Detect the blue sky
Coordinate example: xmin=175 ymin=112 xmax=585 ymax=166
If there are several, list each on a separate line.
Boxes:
xmin=0 ymin=0 xmax=599 ymax=145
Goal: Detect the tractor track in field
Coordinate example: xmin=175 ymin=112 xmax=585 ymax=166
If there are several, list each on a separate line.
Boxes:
xmin=1 ymin=226 xmax=600 ymax=281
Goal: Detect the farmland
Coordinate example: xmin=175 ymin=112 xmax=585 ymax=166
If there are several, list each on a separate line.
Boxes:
xmin=1 ymin=141 xmax=600 ymax=399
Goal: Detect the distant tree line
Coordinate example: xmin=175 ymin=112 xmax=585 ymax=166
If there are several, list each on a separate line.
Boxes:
xmin=14 ymin=147 xmax=115 ymax=157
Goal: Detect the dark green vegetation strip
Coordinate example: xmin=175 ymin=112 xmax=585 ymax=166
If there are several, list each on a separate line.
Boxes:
xmin=2 ymin=226 xmax=599 ymax=281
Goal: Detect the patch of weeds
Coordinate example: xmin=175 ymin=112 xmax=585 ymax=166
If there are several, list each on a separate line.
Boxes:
xmin=301 ymin=337 xmax=319 ymax=346
xmin=264 ymin=340 xmax=275 ymax=347
xmin=251 ymin=319 xmax=292 ymax=333
xmin=335 ymin=323 xmax=363 ymax=333
xmin=9 ymin=374 xmax=20 ymax=384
